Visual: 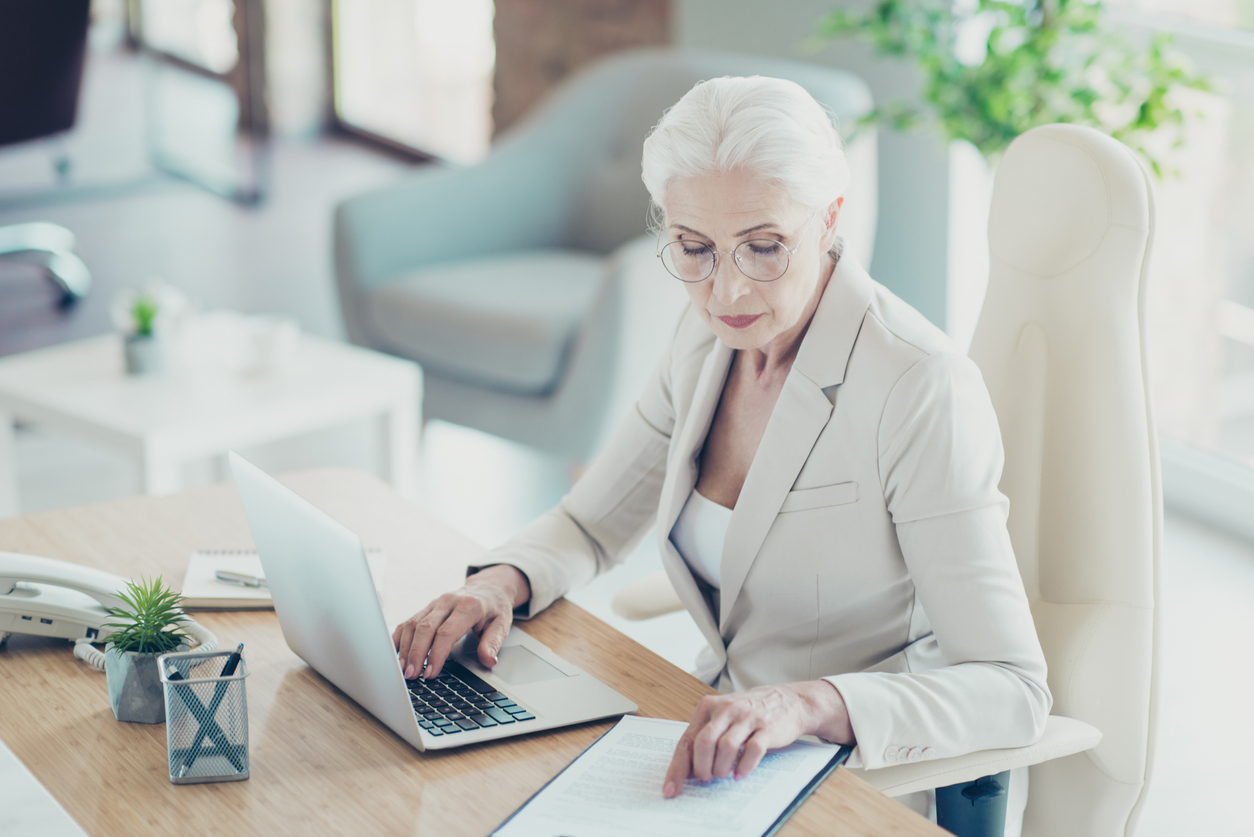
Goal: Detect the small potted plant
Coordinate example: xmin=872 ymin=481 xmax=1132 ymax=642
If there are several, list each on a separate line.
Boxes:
xmin=110 ymin=281 xmax=190 ymax=375
xmin=122 ymin=292 xmax=162 ymax=375
xmin=104 ymin=576 xmax=190 ymax=724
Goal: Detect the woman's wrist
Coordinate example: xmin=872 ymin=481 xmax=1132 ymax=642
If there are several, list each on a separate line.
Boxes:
xmin=469 ymin=563 xmax=531 ymax=610
xmin=792 ymin=679 xmax=855 ymax=745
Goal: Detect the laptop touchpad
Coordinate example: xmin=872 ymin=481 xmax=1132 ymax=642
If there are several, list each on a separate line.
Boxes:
xmin=491 ymin=646 xmax=567 ymax=685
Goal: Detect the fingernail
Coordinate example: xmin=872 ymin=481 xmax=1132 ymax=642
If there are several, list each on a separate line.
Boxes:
xmin=405 ymin=665 xmax=414 ymax=679
xmin=663 ymin=782 xmax=675 ymax=798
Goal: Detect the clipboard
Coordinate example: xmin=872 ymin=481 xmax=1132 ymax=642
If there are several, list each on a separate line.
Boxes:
xmin=492 ymin=715 xmax=852 ymax=837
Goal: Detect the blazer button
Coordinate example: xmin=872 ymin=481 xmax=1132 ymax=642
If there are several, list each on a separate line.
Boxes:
xmin=907 ymin=748 xmax=923 ymax=762
xmin=922 ymin=747 xmax=935 ymax=759
xmin=884 ymin=747 xmax=899 ymax=762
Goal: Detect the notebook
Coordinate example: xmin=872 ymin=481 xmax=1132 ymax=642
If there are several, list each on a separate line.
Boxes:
xmin=180 ymin=549 xmax=386 ymax=610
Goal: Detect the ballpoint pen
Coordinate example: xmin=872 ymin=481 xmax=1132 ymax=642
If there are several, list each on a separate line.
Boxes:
xmin=215 ymin=570 xmax=268 ymax=589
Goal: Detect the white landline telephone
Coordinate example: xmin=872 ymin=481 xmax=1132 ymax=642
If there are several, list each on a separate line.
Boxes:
xmin=0 ymin=551 xmax=217 ymax=670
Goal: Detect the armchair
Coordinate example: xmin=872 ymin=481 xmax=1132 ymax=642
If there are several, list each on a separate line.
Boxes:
xmin=612 ymin=123 xmax=1162 ymax=837
xmin=334 ymin=48 xmax=876 ymax=461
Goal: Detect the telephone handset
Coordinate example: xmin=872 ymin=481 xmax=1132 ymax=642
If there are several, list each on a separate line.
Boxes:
xmin=0 ymin=552 xmax=217 ymax=670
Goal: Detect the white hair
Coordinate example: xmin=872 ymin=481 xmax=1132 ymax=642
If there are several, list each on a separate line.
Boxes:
xmin=641 ymin=76 xmax=851 ymax=220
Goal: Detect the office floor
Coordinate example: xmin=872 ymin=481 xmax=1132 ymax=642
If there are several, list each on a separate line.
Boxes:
xmin=4 ymin=38 xmax=1253 ymax=837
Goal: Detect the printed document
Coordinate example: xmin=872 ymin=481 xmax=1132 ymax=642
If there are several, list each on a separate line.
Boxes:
xmin=493 ymin=715 xmax=848 ymax=837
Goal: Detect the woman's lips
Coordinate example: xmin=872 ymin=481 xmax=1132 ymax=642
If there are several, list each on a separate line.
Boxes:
xmin=717 ymin=314 xmax=763 ymax=329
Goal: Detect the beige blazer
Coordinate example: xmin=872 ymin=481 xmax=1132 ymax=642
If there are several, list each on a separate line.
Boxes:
xmin=474 ymin=251 xmax=1051 ymax=771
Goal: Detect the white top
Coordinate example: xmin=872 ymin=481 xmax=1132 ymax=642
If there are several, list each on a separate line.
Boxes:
xmin=668 ymin=488 xmax=733 ymax=590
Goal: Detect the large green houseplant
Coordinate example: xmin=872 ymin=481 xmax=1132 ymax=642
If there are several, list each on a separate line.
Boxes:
xmin=104 ymin=576 xmax=190 ymax=723
xmin=818 ymin=0 xmax=1210 ymax=175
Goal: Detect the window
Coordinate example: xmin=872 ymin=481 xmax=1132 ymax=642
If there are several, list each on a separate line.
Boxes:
xmin=331 ymin=0 xmax=496 ymax=164
xmin=141 ymin=0 xmax=239 ymax=74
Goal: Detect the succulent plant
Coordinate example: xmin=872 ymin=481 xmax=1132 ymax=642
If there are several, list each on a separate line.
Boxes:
xmin=105 ymin=576 xmax=189 ymax=654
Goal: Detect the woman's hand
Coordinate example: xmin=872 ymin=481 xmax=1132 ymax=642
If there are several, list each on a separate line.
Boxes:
xmin=662 ymin=680 xmax=854 ymax=798
xmin=392 ymin=564 xmax=531 ymax=680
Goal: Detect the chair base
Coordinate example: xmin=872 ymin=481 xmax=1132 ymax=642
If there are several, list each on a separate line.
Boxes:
xmin=937 ymin=771 xmax=1011 ymax=837
xmin=0 ymin=222 xmax=91 ymax=303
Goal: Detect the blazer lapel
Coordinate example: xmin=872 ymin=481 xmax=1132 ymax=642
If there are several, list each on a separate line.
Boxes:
xmin=718 ymin=373 xmax=833 ymax=628
xmin=655 ymin=338 xmax=734 ymax=655
xmin=718 ymin=253 xmax=877 ymax=629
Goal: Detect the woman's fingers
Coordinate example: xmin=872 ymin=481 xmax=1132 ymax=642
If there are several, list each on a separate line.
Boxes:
xmin=395 ymin=602 xmax=437 ymax=678
xmin=423 ymin=599 xmax=483 ymax=678
xmin=734 ymin=731 xmax=771 ymax=780
xmin=394 ymin=571 xmax=526 ymax=681
xmin=663 ymin=685 xmax=815 ymax=795
xmin=477 ymin=614 xmax=511 ymax=667
xmin=662 ymin=732 xmax=695 ymax=798
xmin=690 ymin=701 xmax=736 ymax=782
xmin=401 ymin=598 xmax=456 ymax=678
xmin=395 ymin=621 xmax=419 ymax=679
xmin=711 ymin=720 xmax=755 ymax=779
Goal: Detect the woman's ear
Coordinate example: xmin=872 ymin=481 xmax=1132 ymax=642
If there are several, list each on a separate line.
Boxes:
xmin=820 ymin=197 xmax=844 ymax=251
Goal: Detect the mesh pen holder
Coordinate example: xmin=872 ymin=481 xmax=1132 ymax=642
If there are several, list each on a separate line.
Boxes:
xmin=158 ymin=649 xmax=250 ymax=784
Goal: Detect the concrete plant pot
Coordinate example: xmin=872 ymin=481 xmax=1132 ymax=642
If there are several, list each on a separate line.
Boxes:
xmin=123 ymin=334 xmax=162 ymax=375
xmin=105 ymin=645 xmax=171 ymax=723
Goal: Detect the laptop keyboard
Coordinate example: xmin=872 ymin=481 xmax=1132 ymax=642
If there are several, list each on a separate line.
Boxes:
xmin=406 ymin=657 xmax=536 ymax=737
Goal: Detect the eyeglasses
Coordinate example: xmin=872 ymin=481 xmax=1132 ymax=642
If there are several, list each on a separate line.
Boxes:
xmin=656 ymin=211 xmax=822 ymax=284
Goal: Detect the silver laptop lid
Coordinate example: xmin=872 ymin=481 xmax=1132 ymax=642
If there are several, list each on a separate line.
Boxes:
xmin=228 ymin=452 xmax=423 ymax=750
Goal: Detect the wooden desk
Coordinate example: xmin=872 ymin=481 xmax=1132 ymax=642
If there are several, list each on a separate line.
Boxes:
xmin=0 ymin=469 xmax=943 ymax=836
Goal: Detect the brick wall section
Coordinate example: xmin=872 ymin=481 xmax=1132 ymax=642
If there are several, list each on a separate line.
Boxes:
xmin=492 ymin=0 xmax=671 ymax=136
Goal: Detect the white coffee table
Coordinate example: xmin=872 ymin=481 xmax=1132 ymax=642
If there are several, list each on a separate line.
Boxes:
xmin=0 ymin=332 xmax=421 ymax=517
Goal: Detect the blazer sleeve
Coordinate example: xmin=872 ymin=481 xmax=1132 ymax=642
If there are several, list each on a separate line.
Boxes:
xmin=825 ymin=352 xmax=1052 ymax=770
xmin=466 ymin=318 xmax=682 ymax=618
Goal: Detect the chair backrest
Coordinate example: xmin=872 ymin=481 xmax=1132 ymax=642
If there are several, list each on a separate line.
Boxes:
xmin=968 ymin=124 xmax=1162 ymax=836
xmin=496 ymin=47 xmax=878 ymax=265
xmin=0 ymin=0 xmax=92 ymax=147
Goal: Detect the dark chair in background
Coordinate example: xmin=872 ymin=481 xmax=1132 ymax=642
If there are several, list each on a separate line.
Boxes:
xmin=0 ymin=0 xmax=93 ymax=305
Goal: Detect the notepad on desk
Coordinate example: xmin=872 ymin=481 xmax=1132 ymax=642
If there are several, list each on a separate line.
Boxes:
xmin=492 ymin=715 xmax=851 ymax=837
xmin=181 ymin=549 xmax=386 ymax=610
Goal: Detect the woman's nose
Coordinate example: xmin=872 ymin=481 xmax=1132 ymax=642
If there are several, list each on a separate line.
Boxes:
xmin=710 ymin=256 xmax=751 ymax=306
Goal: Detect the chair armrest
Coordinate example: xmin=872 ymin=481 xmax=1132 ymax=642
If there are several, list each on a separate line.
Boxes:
xmin=845 ymin=715 xmax=1102 ymax=797
xmin=611 ymin=569 xmax=684 ymax=620
xmin=334 ymin=143 xmax=582 ymax=292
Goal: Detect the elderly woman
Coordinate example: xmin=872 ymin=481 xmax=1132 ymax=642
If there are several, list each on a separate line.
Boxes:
xmin=393 ymin=76 xmax=1050 ymax=824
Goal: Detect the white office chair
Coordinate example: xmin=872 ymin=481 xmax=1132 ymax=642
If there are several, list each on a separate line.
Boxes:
xmin=611 ymin=123 xmax=1161 ymax=837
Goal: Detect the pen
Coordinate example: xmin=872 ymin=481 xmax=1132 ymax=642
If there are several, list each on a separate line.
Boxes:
xmin=219 ymin=643 xmax=244 ymax=677
xmin=215 ymin=570 xmax=268 ymax=589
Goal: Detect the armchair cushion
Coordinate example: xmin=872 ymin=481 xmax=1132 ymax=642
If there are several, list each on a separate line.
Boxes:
xmin=366 ymin=250 xmax=607 ymax=395
xmin=845 ymin=715 xmax=1102 ymax=798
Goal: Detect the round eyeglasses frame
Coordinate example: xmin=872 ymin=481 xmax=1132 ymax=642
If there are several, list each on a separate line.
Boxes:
xmin=655 ymin=210 xmax=823 ymax=284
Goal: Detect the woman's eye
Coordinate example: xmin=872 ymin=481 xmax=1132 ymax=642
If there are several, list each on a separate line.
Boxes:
xmin=681 ymin=243 xmax=711 ymax=256
xmin=747 ymin=242 xmax=780 ymax=255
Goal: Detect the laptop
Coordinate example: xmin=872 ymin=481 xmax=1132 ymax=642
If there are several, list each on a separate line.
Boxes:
xmin=228 ymin=452 xmax=638 ymax=751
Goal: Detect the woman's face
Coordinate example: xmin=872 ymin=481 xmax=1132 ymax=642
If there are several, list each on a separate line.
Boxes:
xmin=662 ymin=169 xmax=841 ymax=354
